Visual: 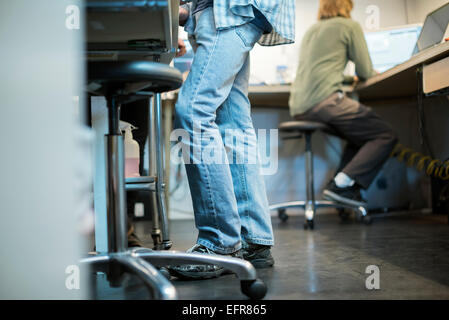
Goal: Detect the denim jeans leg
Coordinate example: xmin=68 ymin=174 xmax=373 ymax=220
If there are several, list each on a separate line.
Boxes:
xmin=215 ymin=55 xmax=274 ymax=246
xmin=174 ymin=8 xmax=265 ymax=254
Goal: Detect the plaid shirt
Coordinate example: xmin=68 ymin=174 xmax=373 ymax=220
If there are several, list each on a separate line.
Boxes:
xmin=183 ymin=0 xmax=295 ymax=46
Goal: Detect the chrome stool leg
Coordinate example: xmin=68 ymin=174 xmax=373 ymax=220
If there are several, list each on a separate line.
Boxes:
xmin=304 ymin=132 xmax=315 ymax=230
xmin=81 ymin=95 xmax=176 ymax=300
xmin=114 ymin=254 xmax=177 ymax=300
xmin=154 ymin=94 xmax=172 ymax=249
xmin=81 ymin=253 xmax=177 ymax=300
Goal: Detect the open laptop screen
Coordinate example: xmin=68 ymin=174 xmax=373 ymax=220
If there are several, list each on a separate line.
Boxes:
xmin=414 ymin=2 xmax=449 ymax=53
xmin=365 ymin=26 xmax=422 ymax=73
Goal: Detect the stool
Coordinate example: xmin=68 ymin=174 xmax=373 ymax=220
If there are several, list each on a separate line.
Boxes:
xmin=269 ymin=121 xmax=371 ymax=230
xmin=81 ymin=61 xmax=266 ymax=300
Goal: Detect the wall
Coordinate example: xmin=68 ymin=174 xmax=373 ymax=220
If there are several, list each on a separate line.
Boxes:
xmin=0 ymin=1 xmax=89 ymax=298
xmin=406 ymin=0 xmax=449 ymax=23
xmin=250 ymin=0 xmax=410 ymax=84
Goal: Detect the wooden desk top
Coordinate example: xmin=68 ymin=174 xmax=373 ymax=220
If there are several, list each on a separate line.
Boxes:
xmin=248 ymin=84 xmax=354 ymax=108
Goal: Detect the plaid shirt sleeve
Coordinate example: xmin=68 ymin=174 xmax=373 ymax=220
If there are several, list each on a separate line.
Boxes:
xmin=183 ymin=0 xmax=295 ymax=46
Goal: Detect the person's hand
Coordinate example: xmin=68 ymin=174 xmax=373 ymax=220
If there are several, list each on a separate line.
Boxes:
xmin=179 ymin=6 xmax=189 ymax=26
xmin=176 ymin=38 xmax=187 ymax=57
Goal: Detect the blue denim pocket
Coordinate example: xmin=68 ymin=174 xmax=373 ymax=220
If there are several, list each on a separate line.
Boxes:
xmin=234 ymin=22 xmax=263 ymax=48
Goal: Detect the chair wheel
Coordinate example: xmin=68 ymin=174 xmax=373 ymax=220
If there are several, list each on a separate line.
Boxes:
xmin=241 ymin=279 xmax=267 ymax=300
xmin=278 ymin=209 xmax=289 ymax=222
xmin=304 ymin=220 xmax=314 ymax=230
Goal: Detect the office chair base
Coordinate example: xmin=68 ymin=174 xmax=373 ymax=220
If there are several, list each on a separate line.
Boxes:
xmin=270 ymin=200 xmax=370 ymax=228
xmin=130 ymin=248 xmax=267 ymax=300
xmin=81 ymin=251 xmax=177 ymax=300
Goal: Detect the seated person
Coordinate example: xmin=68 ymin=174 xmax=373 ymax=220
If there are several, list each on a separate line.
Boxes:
xmin=289 ymin=0 xmax=398 ymax=207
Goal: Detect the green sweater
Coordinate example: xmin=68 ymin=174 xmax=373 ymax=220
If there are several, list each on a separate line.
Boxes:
xmin=289 ymin=17 xmax=376 ymax=117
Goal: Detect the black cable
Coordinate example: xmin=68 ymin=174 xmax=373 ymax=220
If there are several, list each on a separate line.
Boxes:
xmin=417 ymin=66 xmax=435 ymax=159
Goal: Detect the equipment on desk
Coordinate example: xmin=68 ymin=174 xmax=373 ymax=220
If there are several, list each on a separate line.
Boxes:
xmin=365 ymin=25 xmax=422 ymax=73
xmin=86 ymin=0 xmax=179 ymax=63
xmin=363 ymin=3 xmax=449 ymax=74
xmin=414 ymin=2 xmax=449 ymax=54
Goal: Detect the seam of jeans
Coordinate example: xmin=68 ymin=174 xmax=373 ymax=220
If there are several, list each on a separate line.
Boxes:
xmin=238 ymin=164 xmax=253 ymax=239
xmin=202 ymin=163 xmax=224 ymax=247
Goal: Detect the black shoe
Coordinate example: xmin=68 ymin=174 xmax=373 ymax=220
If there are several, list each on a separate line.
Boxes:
xmin=167 ymin=244 xmax=242 ymax=280
xmin=242 ymin=244 xmax=274 ymax=269
xmin=323 ymin=181 xmax=367 ymax=207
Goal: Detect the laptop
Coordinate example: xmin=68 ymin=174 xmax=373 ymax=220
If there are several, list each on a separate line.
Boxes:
xmin=413 ymin=2 xmax=449 ymax=54
xmin=365 ymin=25 xmax=422 ymax=73
xmin=363 ymin=2 xmax=449 ymax=73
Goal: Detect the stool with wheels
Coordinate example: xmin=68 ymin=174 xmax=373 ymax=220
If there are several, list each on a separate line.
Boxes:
xmin=269 ymin=121 xmax=371 ymax=230
xmin=81 ymin=61 xmax=266 ymax=300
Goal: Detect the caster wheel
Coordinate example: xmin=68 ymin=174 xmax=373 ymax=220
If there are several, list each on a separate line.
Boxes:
xmin=241 ymin=279 xmax=267 ymax=300
xmin=304 ymin=220 xmax=314 ymax=230
xmin=338 ymin=208 xmax=351 ymax=222
xmin=363 ymin=215 xmax=373 ymax=225
xmin=278 ymin=209 xmax=289 ymax=222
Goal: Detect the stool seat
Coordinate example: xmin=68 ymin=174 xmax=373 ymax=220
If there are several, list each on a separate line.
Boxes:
xmin=88 ymin=60 xmax=183 ymax=94
xmin=279 ymin=121 xmax=330 ymax=133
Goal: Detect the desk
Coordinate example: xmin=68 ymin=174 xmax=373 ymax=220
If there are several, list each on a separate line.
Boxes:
xmin=354 ymin=41 xmax=449 ymax=100
xmin=248 ymin=40 xmax=449 ymax=106
xmin=248 ymin=84 xmax=354 ymax=108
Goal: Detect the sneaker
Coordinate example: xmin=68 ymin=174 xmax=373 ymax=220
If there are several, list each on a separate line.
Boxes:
xmin=167 ymin=244 xmax=242 ymax=280
xmin=323 ymin=181 xmax=367 ymax=207
xmin=242 ymin=244 xmax=274 ymax=269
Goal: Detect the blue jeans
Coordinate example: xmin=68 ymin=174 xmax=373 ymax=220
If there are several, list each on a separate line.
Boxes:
xmin=174 ymin=8 xmax=274 ymax=254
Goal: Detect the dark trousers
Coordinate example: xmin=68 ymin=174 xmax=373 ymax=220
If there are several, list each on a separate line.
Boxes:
xmin=295 ymin=92 xmax=398 ymax=189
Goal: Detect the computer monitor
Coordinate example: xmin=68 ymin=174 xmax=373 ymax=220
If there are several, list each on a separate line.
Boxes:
xmin=414 ymin=2 xmax=449 ymax=54
xmin=365 ymin=25 xmax=422 ymax=73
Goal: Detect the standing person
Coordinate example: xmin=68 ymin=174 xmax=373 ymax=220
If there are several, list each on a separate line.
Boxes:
xmin=170 ymin=0 xmax=295 ymax=280
xmin=289 ymin=0 xmax=398 ymax=207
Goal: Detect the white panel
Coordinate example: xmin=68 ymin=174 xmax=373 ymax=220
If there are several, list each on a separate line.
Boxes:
xmin=0 ymin=1 xmax=88 ymax=299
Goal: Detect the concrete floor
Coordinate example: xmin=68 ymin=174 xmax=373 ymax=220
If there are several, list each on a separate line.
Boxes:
xmin=93 ymin=212 xmax=449 ymax=300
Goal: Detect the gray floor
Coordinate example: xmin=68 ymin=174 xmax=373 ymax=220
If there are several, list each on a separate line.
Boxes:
xmin=94 ymin=212 xmax=449 ymax=300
